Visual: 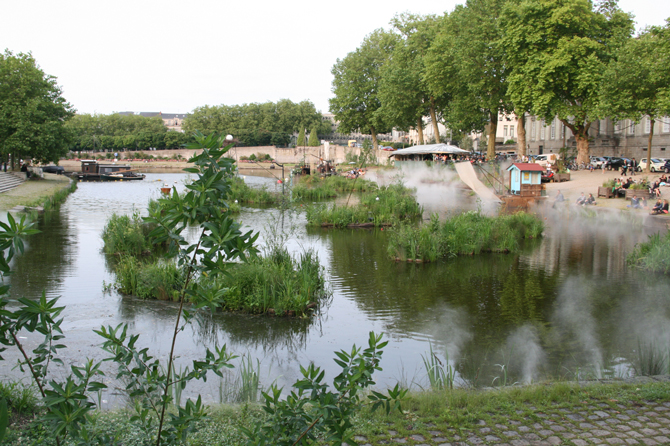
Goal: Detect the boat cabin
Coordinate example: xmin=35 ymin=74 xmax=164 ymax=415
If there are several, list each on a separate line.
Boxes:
xmin=80 ymin=160 xmax=132 ymax=174
xmin=507 ymin=163 xmax=545 ymax=197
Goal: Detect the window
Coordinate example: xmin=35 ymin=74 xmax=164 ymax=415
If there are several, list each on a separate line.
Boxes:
xmin=531 ymin=121 xmax=536 ymax=141
xmin=510 ymin=125 xmax=515 ymax=136
xmin=540 ymin=121 xmax=545 ymax=140
xmin=503 ymin=126 xmax=508 ymax=137
xmin=645 ymin=118 xmax=651 ymax=134
xmin=614 ymin=121 xmax=622 ymax=133
xmin=550 ymin=120 xmax=556 ymax=139
xmin=523 ymin=172 xmax=530 ymax=182
xmin=663 ymin=118 xmax=670 ymax=133
xmin=629 ymin=120 xmax=635 ymax=136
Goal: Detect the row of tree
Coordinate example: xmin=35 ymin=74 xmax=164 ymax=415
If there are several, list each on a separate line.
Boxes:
xmin=182 ymin=99 xmax=333 ymax=147
xmin=329 ymin=0 xmax=670 ymax=165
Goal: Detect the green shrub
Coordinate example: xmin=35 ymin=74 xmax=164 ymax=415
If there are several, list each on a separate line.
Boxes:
xmin=114 ymin=256 xmax=184 ymax=300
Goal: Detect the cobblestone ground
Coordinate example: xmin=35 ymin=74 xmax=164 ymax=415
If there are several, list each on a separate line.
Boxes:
xmin=352 ymin=401 xmax=670 ymax=446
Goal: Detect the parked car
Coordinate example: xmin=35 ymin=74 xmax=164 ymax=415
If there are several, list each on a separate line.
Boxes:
xmin=535 ymin=153 xmax=559 ymax=167
xmin=41 ymin=165 xmax=65 ymax=175
xmin=663 ymin=160 xmax=670 ymax=173
xmin=603 ymin=157 xmax=626 ymax=170
xmin=637 ymin=158 xmax=665 ymax=172
xmin=590 ymin=156 xmax=606 ymax=169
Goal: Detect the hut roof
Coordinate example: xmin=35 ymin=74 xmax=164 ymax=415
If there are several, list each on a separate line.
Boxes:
xmin=507 ymin=163 xmax=545 ymax=172
xmin=391 ymin=143 xmax=470 ymax=156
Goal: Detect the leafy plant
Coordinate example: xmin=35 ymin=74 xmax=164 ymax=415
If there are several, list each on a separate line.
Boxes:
xmin=241 ymin=332 xmax=406 ymax=445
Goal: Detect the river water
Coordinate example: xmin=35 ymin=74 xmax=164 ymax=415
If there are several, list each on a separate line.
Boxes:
xmin=3 ymin=171 xmax=670 ymax=407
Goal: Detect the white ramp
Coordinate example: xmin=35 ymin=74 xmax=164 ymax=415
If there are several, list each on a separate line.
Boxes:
xmin=454 ymin=162 xmax=502 ymax=203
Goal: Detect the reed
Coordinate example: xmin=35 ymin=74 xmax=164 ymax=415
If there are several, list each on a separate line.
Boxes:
xmin=387 ymin=210 xmax=544 ymax=261
xmin=230 ymin=176 xmax=283 ymax=204
xmin=202 ymin=246 xmax=328 ymax=316
xmin=292 ymin=175 xmax=377 ymax=200
xmin=305 ymin=182 xmax=422 ymax=228
xmin=238 ymin=355 xmax=262 ymax=403
xmin=102 ymin=212 xmax=157 ymax=257
xmin=420 ymin=344 xmax=454 ymax=391
xmin=113 ymin=256 xmax=184 ymax=300
xmin=41 ymin=179 xmax=77 ymax=211
xmin=634 ymin=339 xmax=669 ymax=376
xmin=627 ymin=231 xmax=670 ymax=274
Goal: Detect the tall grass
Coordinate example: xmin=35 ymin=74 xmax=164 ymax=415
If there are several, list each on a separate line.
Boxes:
xmin=41 ymin=179 xmax=77 ymax=211
xmin=292 ymin=176 xmax=377 ymax=201
xmin=627 ymin=231 xmax=670 ymax=274
xmin=102 ymin=212 xmax=159 ymax=257
xmin=634 ymin=339 xmax=669 ymax=376
xmin=211 ymin=247 xmax=328 ymax=316
xmin=114 ymin=256 xmax=184 ymax=300
xmin=387 ymin=210 xmax=544 ymax=261
xmin=420 ymin=345 xmax=454 ymax=391
xmin=305 ymin=182 xmax=422 ymax=228
xmin=230 ymin=176 xmax=283 ymax=205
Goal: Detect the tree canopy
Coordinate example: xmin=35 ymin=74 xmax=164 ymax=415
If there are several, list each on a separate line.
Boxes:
xmin=329 ymin=29 xmax=397 ymax=150
xmin=183 ymin=99 xmax=328 ymax=147
xmin=600 ymin=24 xmax=670 ymax=170
xmin=0 ymin=50 xmax=75 ymax=164
xmin=501 ymin=0 xmax=633 ymax=163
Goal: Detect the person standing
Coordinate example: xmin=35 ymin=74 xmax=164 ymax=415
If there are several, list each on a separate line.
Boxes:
xmin=631 ymin=158 xmax=637 ymax=176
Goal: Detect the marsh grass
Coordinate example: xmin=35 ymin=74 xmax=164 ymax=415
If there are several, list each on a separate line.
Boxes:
xmin=420 ymin=345 xmax=455 ymax=391
xmin=213 ymin=247 xmax=328 ymax=315
xmin=113 ymin=256 xmax=184 ymax=300
xmin=101 ymin=212 xmax=160 ymax=257
xmin=230 ymin=176 xmax=283 ymax=205
xmin=292 ymin=175 xmax=377 ymax=200
xmin=634 ymin=339 xmax=669 ymax=376
xmin=387 ymin=210 xmax=544 ymax=261
xmin=627 ymin=231 xmax=670 ymax=274
xmin=40 ymin=179 xmax=77 ymax=211
xmin=305 ymin=182 xmax=422 ymax=228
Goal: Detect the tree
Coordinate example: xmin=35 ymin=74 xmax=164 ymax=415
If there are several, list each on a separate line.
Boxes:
xmin=307 ymin=125 xmax=320 ymax=146
xmin=501 ymin=0 xmax=633 ymax=164
xmin=330 ymin=29 xmax=397 ymax=150
xmin=600 ymin=24 xmax=670 ymax=172
xmin=296 ymin=127 xmax=306 ymax=147
xmin=0 ymin=50 xmax=74 ymax=164
xmin=426 ymin=1 xmax=512 ymax=160
xmin=379 ymin=14 xmax=448 ymax=145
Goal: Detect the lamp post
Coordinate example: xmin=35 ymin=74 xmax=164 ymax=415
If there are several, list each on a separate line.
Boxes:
xmin=273 ymin=161 xmax=285 ymax=195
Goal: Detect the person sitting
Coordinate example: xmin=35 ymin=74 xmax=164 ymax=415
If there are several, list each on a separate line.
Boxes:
xmin=612 ymin=179 xmax=622 ymax=196
xmin=627 ymin=195 xmax=642 ymax=209
xmin=576 ymin=192 xmax=587 ymax=205
xmin=650 ymin=180 xmax=662 ymax=198
xmin=585 ymin=193 xmax=596 ymax=206
xmin=650 ymin=199 xmax=663 ymax=214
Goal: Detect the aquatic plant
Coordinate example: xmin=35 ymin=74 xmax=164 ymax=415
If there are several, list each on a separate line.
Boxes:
xmin=101 ymin=212 xmax=158 ymax=257
xmin=634 ymin=339 xmax=669 ymax=376
xmin=229 ymin=175 xmax=283 ymax=205
xmin=305 ymin=182 xmax=422 ymax=228
xmin=113 ymin=256 xmax=184 ymax=300
xmin=420 ymin=344 xmax=455 ymax=391
xmin=292 ymin=175 xmax=377 ymax=201
xmin=627 ymin=231 xmax=670 ymax=274
xmin=387 ymin=210 xmax=544 ymax=262
xmin=206 ymin=246 xmax=328 ymax=316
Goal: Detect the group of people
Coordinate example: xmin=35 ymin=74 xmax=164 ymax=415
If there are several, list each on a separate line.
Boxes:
xmin=650 ymin=199 xmax=670 ymax=215
xmin=345 ymin=167 xmax=366 ymax=179
xmin=575 ymin=192 xmax=597 ymax=206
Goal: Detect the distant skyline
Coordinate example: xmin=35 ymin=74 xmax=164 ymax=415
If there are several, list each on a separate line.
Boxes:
xmin=2 ymin=0 xmax=668 ymax=116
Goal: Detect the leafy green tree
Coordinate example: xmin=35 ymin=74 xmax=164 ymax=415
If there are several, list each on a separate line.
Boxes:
xmin=501 ymin=0 xmax=633 ymax=164
xmin=296 ymin=127 xmax=306 ymax=147
xmin=0 ymin=50 xmax=75 ymax=164
xmin=600 ymin=25 xmax=670 ymax=172
xmin=379 ymin=14 xmax=446 ymax=145
xmin=307 ymin=125 xmax=320 ymax=146
xmin=426 ymin=1 xmax=511 ymax=160
xmin=330 ymin=29 xmax=397 ymax=150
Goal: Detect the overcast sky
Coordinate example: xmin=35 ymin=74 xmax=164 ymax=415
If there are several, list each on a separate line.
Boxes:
xmin=2 ymin=0 xmax=668 ymax=116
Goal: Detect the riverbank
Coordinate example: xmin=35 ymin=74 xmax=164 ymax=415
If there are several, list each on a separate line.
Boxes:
xmin=0 ymin=173 xmax=73 ymax=212
xmin=2 ymin=377 xmax=669 ymax=445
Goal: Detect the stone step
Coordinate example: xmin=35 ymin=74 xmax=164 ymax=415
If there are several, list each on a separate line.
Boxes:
xmin=0 ymin=171 xmax=26 ymax=193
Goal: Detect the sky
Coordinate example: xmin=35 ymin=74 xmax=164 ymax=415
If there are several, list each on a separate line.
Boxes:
xmin=2 ymin=0 xmax=668 ymax=116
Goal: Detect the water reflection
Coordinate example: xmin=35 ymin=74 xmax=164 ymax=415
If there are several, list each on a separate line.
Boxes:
xmin=2 ymin=173 xmax=670 ymax=405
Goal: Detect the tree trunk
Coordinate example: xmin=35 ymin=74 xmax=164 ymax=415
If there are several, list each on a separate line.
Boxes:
xmin=516 ymin=112 xmax=526 ymax=157
xmin=417 ymin=117 xmax=424 ymax=145
xmin=371 ymin=127 xmax=379 ymax=151
xmin=488 ymin=111 xmax=497 ymax=160
xmin=429 ymin=98 xmax=440 ymax=144
xmin=575 ymin=133 xmax=589 ymax=166
xmin=646 ymin=116 xmax=654 ymax=173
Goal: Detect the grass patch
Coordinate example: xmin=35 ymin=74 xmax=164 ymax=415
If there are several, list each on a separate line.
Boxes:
xmin=230 ymin=176 xmax=283 ymax=205
xmin=305 ymin=182 xmax=422 ymax=228
xmin=113 ymin=256 xmax=184 ymax=300
xmin=627 ymin=230 xmax=670 ymax=274
xmin=387 ymin=210 xmax=544 ymax=262
xmin=208 ymin=247 xmax=329 ymax=316
xmin=101 ymin=212 xmax=159 ymax=257
xmin=292 ymin=175 xmax=377 ymax=201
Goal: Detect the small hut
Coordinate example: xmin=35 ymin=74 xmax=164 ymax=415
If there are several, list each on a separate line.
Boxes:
xmin=507 ymin=163 xmax=545 ymax=197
